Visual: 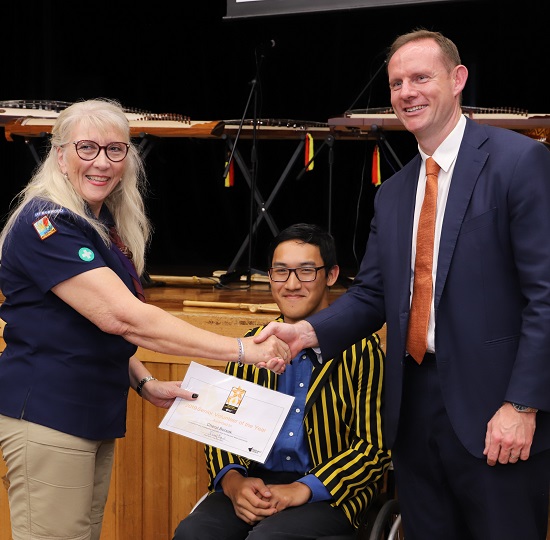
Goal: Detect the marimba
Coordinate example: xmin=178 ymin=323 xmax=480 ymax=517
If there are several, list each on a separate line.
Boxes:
xmin=3 ymin=101 xmax=549 ymax=143
xmin=328 ymin=106 xmax=550 ymax=144
xmin=0 ymin=100 xmax=347 ymax=141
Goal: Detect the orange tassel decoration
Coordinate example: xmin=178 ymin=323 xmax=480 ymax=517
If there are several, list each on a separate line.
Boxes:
xmin=224 ymin=157 xmax=234 ymax=187
xmin=372 ymin=144 xmax=381 ymax=186
xmin=305 ymin=133 xmax=314 ymax=172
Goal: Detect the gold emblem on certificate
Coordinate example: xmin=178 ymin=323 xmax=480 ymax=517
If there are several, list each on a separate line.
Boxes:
xmin=222 ymin=386 xmax=246 ymax=414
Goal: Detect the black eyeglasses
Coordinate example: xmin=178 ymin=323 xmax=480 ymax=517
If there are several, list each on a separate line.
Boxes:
xmin=268 ymin=266 xmax=327 ymax=282
xmin=72 ymin=140 xmax=130 ymax=162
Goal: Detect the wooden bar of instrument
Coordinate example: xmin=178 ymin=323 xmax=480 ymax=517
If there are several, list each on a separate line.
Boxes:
xmin=5 ymin=101 xmax=547 ymax=143
xmin=328 ymin=107 xmax=550 ymax=143
xmin=0 ymin=101 xmax=226 ymax=140
xmin=0 ymin=100 xmax=366 ymax=141
xmin=0 ymin=116 xmax=226 ymax=141
xmin=0 ymin=116 xmax=340 ymax=141
xmin=183 ymin=300 xmax=280 ymax=313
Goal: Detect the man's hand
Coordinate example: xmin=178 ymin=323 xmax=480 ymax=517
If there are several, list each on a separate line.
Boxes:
xmin=221 ymin=470 xmax=278 ymax=524
xmin=264 ymin=482 xmax=312 ymax=510
xmin=254 ymin=320 xmax=318 ymax=360
xmin=242 ymin=335 xmax=291 ymax=374
xmin=483 ymin=402 xmax=536 ymax=466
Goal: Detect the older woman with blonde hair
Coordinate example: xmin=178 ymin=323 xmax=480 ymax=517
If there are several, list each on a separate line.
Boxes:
xmin=0 ymin=98 xmax=289 ymax=540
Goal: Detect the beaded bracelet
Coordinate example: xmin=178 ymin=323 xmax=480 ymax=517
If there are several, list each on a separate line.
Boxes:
xmin=236 ymin=337 xmax=245 ymax=366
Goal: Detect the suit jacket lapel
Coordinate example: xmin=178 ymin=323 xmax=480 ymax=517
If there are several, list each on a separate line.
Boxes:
xmin=434 ymin=119 xmax=489 ymax=309
xmin=398 ymin=155 xmax=422 ymax=336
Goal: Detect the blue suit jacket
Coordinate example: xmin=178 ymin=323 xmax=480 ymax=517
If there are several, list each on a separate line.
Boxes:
xmin=309 ymin=118 xmax=550 ymax=457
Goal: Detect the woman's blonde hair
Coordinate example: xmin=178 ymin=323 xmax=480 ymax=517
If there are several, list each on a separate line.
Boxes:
xmin=0 ymin=98 xmax=151 ymax=275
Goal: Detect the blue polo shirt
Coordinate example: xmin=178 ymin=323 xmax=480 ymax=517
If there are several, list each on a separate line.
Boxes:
xmin=0 ymin=199 xmax=138 ymax=440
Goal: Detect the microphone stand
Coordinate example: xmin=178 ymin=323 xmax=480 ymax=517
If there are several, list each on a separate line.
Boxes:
xmin=218 ymin=48 xmax=266 ymax=287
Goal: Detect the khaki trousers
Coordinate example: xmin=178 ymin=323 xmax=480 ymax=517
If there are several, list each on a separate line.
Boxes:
xmin=0 ymin=414 xmax=115 ymax=540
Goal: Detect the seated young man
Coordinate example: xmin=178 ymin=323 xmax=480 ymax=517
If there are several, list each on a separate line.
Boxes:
xmin=173 ymin=223 xmax=390 ymax=540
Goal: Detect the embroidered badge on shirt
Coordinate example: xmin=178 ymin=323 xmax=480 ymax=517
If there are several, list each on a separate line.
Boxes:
xmin=32 ymin=215 xmax=57 ymax=240
xmin=78 ymin=247 xmax=95 ymax=262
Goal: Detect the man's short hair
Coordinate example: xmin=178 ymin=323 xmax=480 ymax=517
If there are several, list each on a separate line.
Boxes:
xmin=386 ymin=28 xmax=461 ymax=73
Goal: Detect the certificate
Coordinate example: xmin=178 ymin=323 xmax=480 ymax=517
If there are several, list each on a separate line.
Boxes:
xmin=159 ymin=362 xmax=294 ymax=463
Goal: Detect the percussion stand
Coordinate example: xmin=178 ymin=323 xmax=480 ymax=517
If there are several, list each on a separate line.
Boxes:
xmin=135 ymin=133 xmax=160 ymax=159
xmin=372 ymin=125 xmax=403 ymax=170
xmin=220 ymin=132 xmax=308 ymax=282
xmin=23 ymin=138 xmax=43 ymax=164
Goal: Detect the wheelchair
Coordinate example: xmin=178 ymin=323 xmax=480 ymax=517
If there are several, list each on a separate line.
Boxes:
xmin=320 ymin=497 xmax=402 ymax=540
xmin=365 ymin=497 xmax=403 ymax=540
xmin=354 ymin=462 xmax=404 ymax=540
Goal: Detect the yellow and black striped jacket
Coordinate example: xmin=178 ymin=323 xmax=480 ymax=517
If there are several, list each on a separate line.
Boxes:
xmin=204 ymin=320 xmax=391 ymax=528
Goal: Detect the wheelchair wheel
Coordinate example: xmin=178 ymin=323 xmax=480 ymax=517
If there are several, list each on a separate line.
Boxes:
xmin=368 ymin=498 xmax=403 ymax=540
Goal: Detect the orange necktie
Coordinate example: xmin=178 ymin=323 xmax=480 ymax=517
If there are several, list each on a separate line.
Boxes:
xmin=406 ymin=157 xmax=440 ymax=364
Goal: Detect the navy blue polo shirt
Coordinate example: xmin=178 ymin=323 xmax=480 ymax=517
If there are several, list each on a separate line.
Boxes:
xmin=0 ymin=200 xmax=138 ymax=440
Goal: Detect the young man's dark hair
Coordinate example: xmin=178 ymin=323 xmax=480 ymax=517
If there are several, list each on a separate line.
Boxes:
xmin=266 ymin=222 xmax=338 ymax=274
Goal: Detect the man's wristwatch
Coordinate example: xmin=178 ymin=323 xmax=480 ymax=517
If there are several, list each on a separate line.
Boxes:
xmin=510 ymin=402 xmax=538 ymax=413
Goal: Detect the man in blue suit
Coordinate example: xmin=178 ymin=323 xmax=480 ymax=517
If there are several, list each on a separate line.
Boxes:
xmin=257 ymin=29 xmax=550 ymax=540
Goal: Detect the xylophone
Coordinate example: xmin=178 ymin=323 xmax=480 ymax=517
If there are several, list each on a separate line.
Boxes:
xmin=0 ymin=99 xmax=395 ymax=142
xmin=3 ymin=101 xmax=548 ymax=143
xmin=329 ymin=106 xmax=550 ymax=144
xmin=0 ymin=100 xmax=338 ymax=141
xmin=0 ymin=100 xmax=226 ymax=141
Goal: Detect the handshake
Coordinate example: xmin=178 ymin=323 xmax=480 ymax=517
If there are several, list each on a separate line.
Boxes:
xmin=241 ymin=319 xmax=315 ymax=373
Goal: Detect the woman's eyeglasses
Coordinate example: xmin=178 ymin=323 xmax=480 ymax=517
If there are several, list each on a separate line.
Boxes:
xmin=72 ymin=140 xmax=130 ymax=162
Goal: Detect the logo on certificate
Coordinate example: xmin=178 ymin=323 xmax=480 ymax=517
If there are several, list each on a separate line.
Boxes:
xmin=222 ymin=386 xmax=246 ymax=414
